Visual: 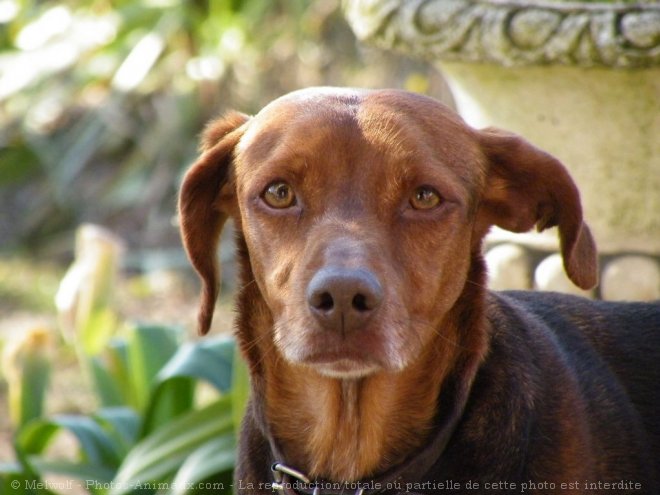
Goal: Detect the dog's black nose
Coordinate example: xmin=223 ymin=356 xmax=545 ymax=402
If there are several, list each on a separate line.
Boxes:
xmin=307 ymin=267 xmax=383 ymax=334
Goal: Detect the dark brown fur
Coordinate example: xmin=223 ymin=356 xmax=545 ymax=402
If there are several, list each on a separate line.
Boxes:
xmin=178 ymin=88 xmax=660 ymax=493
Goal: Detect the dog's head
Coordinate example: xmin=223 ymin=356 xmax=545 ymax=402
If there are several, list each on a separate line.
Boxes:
xmin=179 ymin=88 xmax=597 ymax=379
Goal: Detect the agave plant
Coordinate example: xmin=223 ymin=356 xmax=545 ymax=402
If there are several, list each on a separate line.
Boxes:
xmin=2 ymin=324 xmax=249 ymax=495
xmin=1 ymin=326 xmax=56 ymax=429
xmin=1 ymin=221 xmax=249 ymax=494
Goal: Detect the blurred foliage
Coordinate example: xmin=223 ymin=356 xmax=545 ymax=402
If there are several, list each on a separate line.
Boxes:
xmin=2 ymin=325 xmax=247 ymax=494
xmin=0 ymin=0 xmax=446 ymax=258
xmin=0 ymin=223 xmax=250 ymax=493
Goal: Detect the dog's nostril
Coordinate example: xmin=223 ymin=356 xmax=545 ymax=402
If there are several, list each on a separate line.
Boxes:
xmin=352 ymin=293 xmax=369 ymax=312
xmin=317 ymin=292 xmax=334 ymax=311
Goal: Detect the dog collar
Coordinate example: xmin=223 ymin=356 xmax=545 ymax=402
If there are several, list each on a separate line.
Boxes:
xmin=271 ymin=462 xmax=365 ymax=495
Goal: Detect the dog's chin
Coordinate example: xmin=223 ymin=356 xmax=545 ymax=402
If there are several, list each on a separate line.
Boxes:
xmin=313 ymin=359 xmax=381 ymax=380
xmin=281 ymin=344 xmax=385 ymax=379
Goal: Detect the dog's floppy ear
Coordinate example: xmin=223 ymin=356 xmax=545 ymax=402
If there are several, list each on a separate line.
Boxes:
xmin=179 ymin=111 xmax=249 ymax=335
xmin=475 ymin=128 xmax=598 ymax=290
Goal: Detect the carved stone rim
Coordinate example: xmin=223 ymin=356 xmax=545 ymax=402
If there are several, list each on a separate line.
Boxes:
xmin=344 ymin=0 xmax=660 ymax=68
xmin=485 ymin=0 xmax=660 ymax=12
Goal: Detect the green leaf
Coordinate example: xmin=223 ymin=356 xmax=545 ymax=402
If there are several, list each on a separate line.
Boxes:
xmin=110 ymin=397 xmax=234 ymax=495
xmin=170 ymin=435 xmax=235 ymax=495
xmin=231 ymin=349 xmax=250 ymax=440
xmin=15 ymin=421 xmax=60 ymax=457
xmin=89 ymin=350 xmax=127 ymax=408
xmin=80 ymin=308 xmax=119 ymax=357
xmin=93 ymin=408 xmax=141 ymax=457
xmin=157 ymin=336 xmax=235 ymax=394
xmin=17 ymin=415 xmax=122 ymax=468
xmin=12 ymin=352 xmax=51 ymax=429
xmin=140 ymin=376 xmax=195 ymax=437
xmin=11 ymin=415 xmax=122 ymax=493
xmin=0 ymin=470 xmax=58 ymax=495
xmin=140 ymin=336 xmax=234 ymax=435
xmin=126 ymin=324 xmax=180 ymax=411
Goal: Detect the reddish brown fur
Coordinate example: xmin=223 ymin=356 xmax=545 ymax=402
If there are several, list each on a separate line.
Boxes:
xmin=178 ymin=88 xmax=595 ymax=479
xmin=175 ymin=89 xmax=660 ymax=489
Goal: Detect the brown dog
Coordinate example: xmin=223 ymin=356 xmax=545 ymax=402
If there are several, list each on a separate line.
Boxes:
xmin=179 ymin=88 xmax=660 ymax=494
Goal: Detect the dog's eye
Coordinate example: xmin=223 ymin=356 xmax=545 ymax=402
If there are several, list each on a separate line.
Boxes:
xmin=262 ymin=181 xmax=296 ymax=209
xmin=410 ymin=186 xmax=442 ymax=210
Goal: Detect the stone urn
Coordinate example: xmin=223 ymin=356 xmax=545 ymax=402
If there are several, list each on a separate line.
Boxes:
xmin=344 ymin=0 xmax=660 ymax=300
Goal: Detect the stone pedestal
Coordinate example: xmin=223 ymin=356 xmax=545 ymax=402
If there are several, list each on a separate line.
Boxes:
xmin=441 ymin=62 xmax=659 ymax=254
xmin=344 ymin=0 xmax=660 ymax=300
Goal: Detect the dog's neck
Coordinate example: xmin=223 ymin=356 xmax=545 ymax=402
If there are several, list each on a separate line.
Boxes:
xmin=241 ymin=301 xmax=487 ymax=482
xmin=263 ymin=335 xmax=457 ymax=481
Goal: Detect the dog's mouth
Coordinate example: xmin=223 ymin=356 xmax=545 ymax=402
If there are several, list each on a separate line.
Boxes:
xmin=274 ymin=313 xmax=394 ymax=379
xmin=303 ymin=351 xmax=382 ymax=379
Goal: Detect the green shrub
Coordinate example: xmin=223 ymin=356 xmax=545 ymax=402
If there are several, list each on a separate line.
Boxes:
xmin=1 ymin=224 xmax=249 ymax=494
xmin=1 ymin=325 xmax=249 ymax=494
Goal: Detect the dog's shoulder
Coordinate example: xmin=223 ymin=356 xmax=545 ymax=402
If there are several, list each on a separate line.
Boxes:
xmin=489 ymin=291 xmax=660 ymax=369
xmin=434 ymin=292 xmax=659 ymax=484
xmin=484 ymin=290 xmax=660 ymax=409
xmin=459 ymin=290 xmax=660 ymax=483
xmin=493 ymin=290 xmax=659 ymax=335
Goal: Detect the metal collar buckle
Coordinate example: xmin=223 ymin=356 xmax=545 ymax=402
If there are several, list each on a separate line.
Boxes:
xmin=271 ymin=463 xmax=318 ymax=495
xmin=271 ymin=463 xmax=366 ymax=495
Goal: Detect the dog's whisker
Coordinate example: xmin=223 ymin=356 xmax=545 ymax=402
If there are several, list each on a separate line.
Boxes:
xmin=237 ymin=325 xmax=274 ymax=355
xmin=405 ymin=316 xmax=468 ymax=351
xmin=237 ymin=278 xmax=257 ymax=291
xmin=465 ymin=278 xmax=489 ymax=291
